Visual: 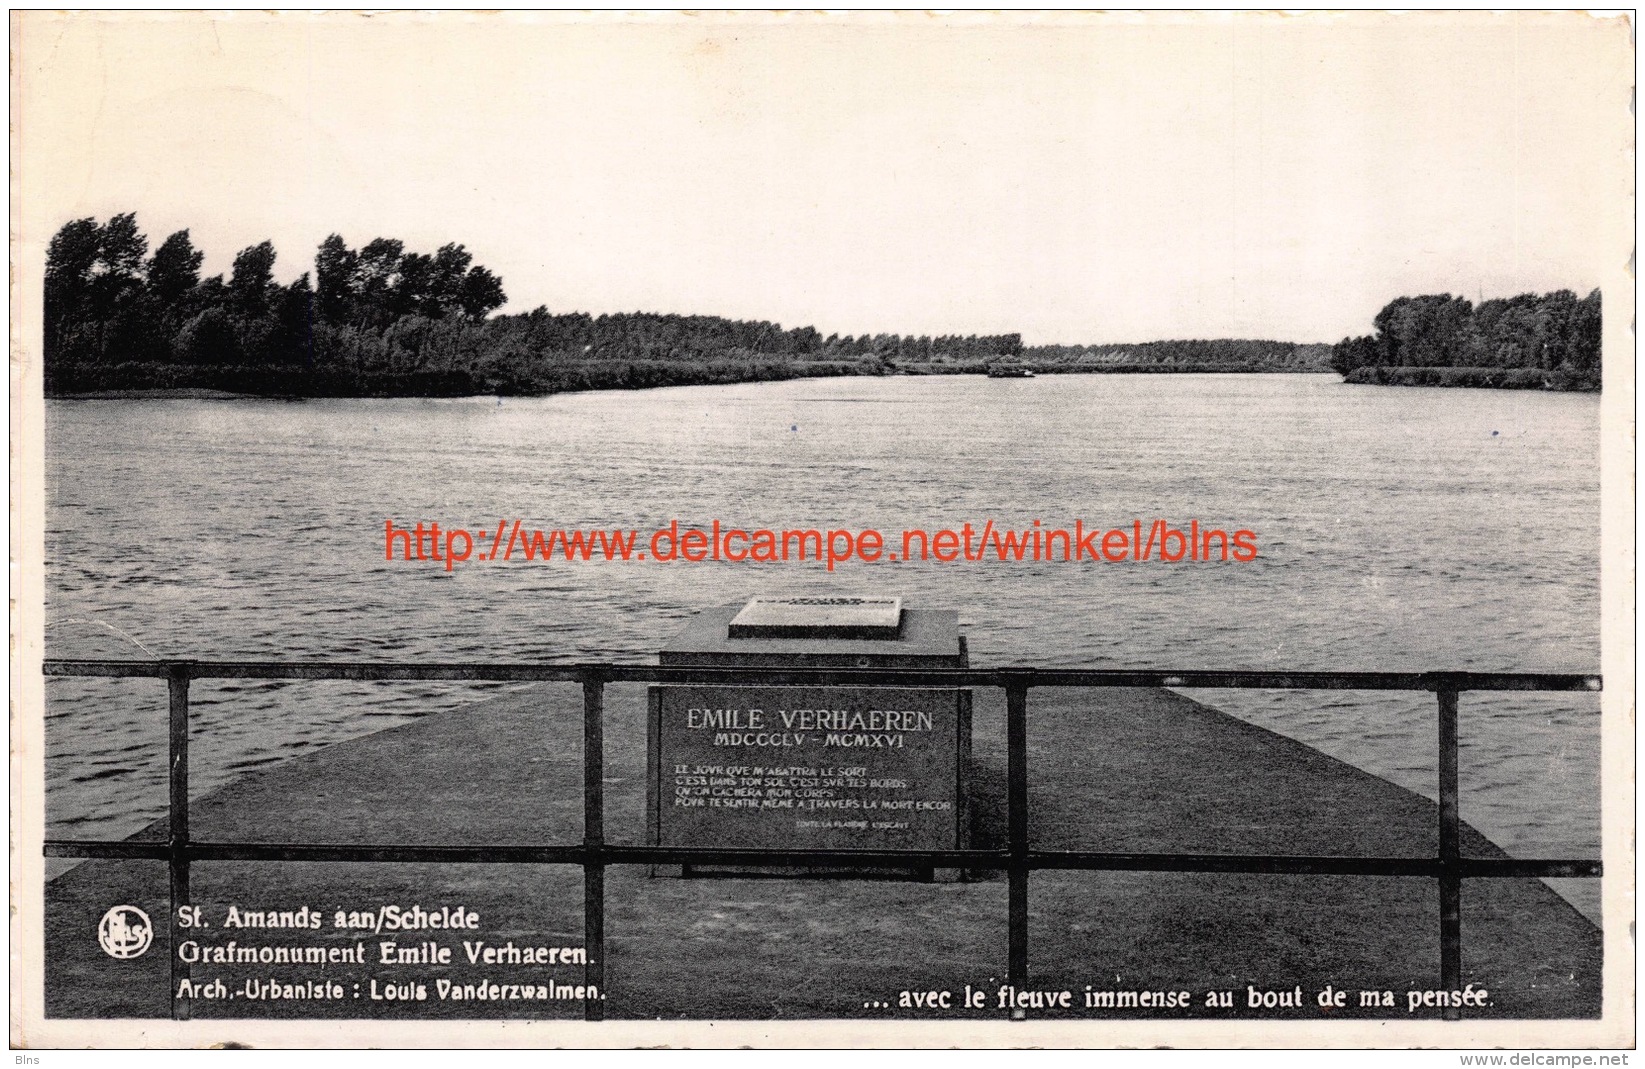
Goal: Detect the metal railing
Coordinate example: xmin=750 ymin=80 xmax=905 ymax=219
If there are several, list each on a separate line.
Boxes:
xmin=42 ymin=659 xmax=1603 ymax=1022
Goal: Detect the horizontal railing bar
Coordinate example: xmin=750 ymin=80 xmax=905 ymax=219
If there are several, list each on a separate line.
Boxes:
xmin=42 ymin=840 xmax=1003 ymax=866
xmin=1027 ymin=851 xmax=1602 ymax=878
xmin=45 ymin=839 xmax=170 ymax=859
xmin=42 ymin=659 xmax=1602 ymax=693
xmin=1029 ymin=851 xmax=1446 ymax=876
xmin=43 ymin=839 xmax=1600 ymax=878
xmin=40 ymin=841 xmax=588 ymax=863
xmin=1458 ymin=858 xmax=1604 ymax=878
xmin=599 ymin=845 xmax=1000 ymax=867
xmin=1025 ymin=670 xmax=1603 ymax=693
xmin=185 ymin=843 xmax=585 ymax=864
xmin=44 ymin=661 xmax=174 ymax=678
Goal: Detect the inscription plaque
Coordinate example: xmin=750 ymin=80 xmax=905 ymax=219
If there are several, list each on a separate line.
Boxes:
xmin=648 ymin=685 xmax=966 ymax=851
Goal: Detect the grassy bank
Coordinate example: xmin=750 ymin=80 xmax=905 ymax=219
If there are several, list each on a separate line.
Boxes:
xmin=1343 ymin=366 xmax=1600 ymax=391
xmin=47 ymin=357 xmax=885 ymax=399
xmin=48 ymin=357 xmax=1349 ymax=400
xmin=900 ymin=362 xmax=1336 ymax=377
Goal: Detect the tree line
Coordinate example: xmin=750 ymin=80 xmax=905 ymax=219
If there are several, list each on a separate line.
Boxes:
xmin=45 ymin=214 xmax=506 ymax=373
xmin=1023 ymin=338 xmax=1332 ymax=372
xmin=42 ymin=213 xmax=1024 ymax=396
xmin=1330 ymin=290 xmax=1601 ymax=389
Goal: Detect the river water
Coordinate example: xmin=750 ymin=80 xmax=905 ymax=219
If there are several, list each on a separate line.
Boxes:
xmin=43 ymin=374 xmax=1602 ymax=915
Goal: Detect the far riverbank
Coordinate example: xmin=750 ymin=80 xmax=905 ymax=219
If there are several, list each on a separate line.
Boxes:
xmin=47 ymin=360 xmax=1343 ymax=400
xmin=45 ymin=332 xmax=1337 ymax=399
xmin=57 ymin=363 xmax=1604 ymax=402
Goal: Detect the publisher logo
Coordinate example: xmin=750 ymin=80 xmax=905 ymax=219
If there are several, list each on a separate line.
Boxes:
xmin=97 ymin=905 xmax=152 ymax=959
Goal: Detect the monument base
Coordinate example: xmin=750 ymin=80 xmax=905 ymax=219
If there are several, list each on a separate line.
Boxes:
xmin=647 ymin=598 xmax=971 ymax=881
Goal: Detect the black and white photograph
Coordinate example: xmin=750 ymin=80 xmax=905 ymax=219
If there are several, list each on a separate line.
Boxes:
xmin=10 ymin=10 xmax=1635 ymax=1049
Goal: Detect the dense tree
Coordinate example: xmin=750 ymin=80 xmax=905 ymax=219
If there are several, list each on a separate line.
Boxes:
xmin=1329 ymin=336 xmax=1380 ymax=377
xmin=175 ymin=307 xmax=240 ymax=365
xmin=1373 ymin=295 xmax=1474 ymax=367
xmin=314 ymin=234 xmax=358 ymax=326
xmin=393 ymin=252 xmax=433 ymax=319
xmin=229 ymin=240 xmax=278 ymax=317
xmin=1027 ymin=338 xmax=1322 ymax=371
xmin=147 ymin=230 xmax=204 ymax=305
xmin=44 ymin=211 xmax=907 ymax=396
xmin=276 ymin=272 xmax=314 ymax=361
xmin=43 ymin=217 xmax=102 ymax=353
xmin=1569 ymin=289 xmax=1602 ymax=375
xmin=76 ymin=213 xmax=146 ymax=330
xmin=45 ymin=214 xmax=162 ymax=363
xmin=1330 ymin=289 xmax=1600 ymax=386
xmin=58 ymin=210 xmax=1584 ymax=398
xmin=353 ymin=238 xmax=405 ymax=327
xmin=94 ymin=213 xmax=148 ymax=286
xmin=457 ymin=265 xmax=507 ymax=320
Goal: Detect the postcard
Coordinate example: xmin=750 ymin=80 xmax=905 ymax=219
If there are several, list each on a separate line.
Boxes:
xmin=9 ymin=10 xmax=1634 ymax=1049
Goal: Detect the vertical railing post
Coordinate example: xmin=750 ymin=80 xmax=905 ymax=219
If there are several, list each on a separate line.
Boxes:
xmin=581 ymin=670 xmax=606 ymax=1022
xmin=1436 ymin=685 xmax=1462 ymax=1022
xmin=1005 ymin=676 xmax=1031 ymax=1018
xmin=166 ymin=663 xmax=192 ymax=1022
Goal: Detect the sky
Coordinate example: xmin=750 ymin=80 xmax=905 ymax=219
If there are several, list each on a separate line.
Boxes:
xmin=14 ymin=11 xmax=1634 ymax=345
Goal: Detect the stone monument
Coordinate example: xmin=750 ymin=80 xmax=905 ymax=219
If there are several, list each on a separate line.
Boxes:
xmin=648 ymin=596 xmax=971 ymax=878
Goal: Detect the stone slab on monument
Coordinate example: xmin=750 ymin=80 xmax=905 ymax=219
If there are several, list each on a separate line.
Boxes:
xmin=727 ymin=596 xmax=904 ymax=640
xmin=661 ymin=600 xmax=965 ymax=668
